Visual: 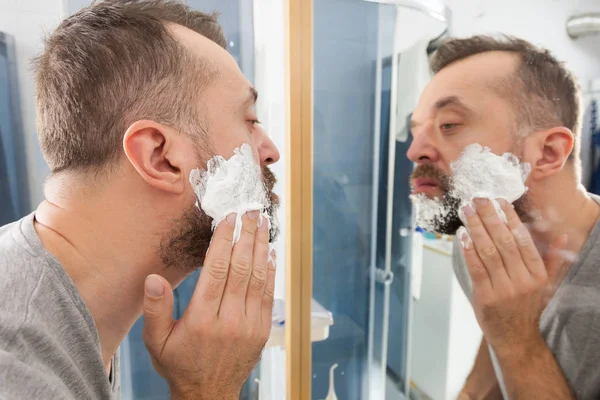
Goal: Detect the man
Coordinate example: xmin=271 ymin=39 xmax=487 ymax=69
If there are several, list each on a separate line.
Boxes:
xmin=0 ymin=1 xmax=280 ymax=399
xmin=408 ymin=35 xmax=600 ymax=399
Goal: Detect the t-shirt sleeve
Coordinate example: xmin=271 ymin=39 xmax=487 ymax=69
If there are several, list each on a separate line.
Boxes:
xmin=452 ymin=236 xmax=474 ymax=303
xmin=0 ymin=350 xmax=68 ymax=400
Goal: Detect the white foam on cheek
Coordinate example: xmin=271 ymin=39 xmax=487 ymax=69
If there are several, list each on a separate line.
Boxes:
xmin=189 ymin=143 xmax=269 ymax=244
xmin=451 ymin=144 xmax=530 ymax=225
xmin=411 ymin=143 xmax=530 ymax=232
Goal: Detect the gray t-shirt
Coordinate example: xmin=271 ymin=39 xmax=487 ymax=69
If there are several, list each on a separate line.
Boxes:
xmin=0 ymin=213 xmax=121 ymax=400
xmin=453 ymin=198 xmax=600 ymax=399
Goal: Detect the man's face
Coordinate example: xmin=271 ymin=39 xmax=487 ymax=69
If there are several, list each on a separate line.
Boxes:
xmin=160 ymin=25 xmax=280 ymax=271
xmin=407 ymin=52 xmax=530 ymax=234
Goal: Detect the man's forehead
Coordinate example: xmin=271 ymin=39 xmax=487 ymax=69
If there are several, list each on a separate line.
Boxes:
xmin=168 ymin=23 xmax=252 ymax=101
xmin=417 ymin=52 xmax=520 ymax=113
xmin=167 ymin=23 xmax=238 ymax=73
xmin=433 ymin=52 xmax=519 ymax=91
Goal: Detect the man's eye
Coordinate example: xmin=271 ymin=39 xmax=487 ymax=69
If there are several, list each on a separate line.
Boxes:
xmin=248 ymin=119 xmax=261 ymax=126
xmin=440 ymin=123 xmax=459 ymax=131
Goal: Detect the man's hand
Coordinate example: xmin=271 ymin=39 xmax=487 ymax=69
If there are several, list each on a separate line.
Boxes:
xmin=141 ymin=211 xmax=276 ymax=400
xmin=458 ymin=198 xmax=567 ymax=354
xmin=458 ymin=198 xmax=574 ymax=399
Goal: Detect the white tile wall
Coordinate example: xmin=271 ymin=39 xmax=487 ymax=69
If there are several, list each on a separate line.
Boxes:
xmin=446 ymin=0 xmax=600 ymax=86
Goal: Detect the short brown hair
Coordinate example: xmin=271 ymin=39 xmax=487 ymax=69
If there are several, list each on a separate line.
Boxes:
xmin=432 ymin=35 xmax=581 ymax=159
xmin=34 ymin=0 xmax=227 ymax=174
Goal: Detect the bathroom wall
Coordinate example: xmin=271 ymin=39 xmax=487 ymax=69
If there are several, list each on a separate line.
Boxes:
xmin=446 ymin=0 xmax=600 ymax=86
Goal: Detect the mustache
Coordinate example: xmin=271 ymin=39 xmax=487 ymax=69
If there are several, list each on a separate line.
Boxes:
xmin=262 ymin=166 xmax=279 ymax=207
xmin=411 ymin=164 xmax=450 ymax=184
xmin=411 ymin=164 xmax=453 ymax=196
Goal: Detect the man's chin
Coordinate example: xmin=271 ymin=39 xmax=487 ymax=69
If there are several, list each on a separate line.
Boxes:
xmin=411 ymin=194 xmax=463 ymax=236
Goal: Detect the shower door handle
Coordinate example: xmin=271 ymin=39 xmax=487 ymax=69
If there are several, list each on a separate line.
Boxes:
xmin=374 ymin=267 xmax=395 ymax=285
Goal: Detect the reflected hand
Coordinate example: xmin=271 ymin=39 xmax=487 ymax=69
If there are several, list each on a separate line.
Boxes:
xmin=458 ymin=198 xmax=568 ymax=357
xmin=142 ymin=212 xmax=276 ymax=400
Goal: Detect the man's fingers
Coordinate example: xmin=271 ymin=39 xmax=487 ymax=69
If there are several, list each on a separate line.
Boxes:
xmin=246 ymin=216 xmax=270 ymax=320
xmin=504 ymin=202 xmax=546 ymax=279
xmin=262 ymin=249 xmax=276 ymax=336
xmin=462 ymin=202 xmax=510 ymax=288
xmin=458 ymin=226 xmax=492 ymax=292
xmin=220 ymin=211 xmax=261 ymax=313
xmin=190 ymin=214 xmax=236 ymax=315
xmin=475 ymin=198 xmax=530 ymax=282
xmin=142 ymin=274 xmax=175 ymax=359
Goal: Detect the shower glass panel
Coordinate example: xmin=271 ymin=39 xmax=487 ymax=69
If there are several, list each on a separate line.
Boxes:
xmin=311 ymin=2 xmax=412 ymax=399
xmin=0 ymin=32 xmax=28 ymax=225
xmin=311 ymin=1 xmax=449 ymax=398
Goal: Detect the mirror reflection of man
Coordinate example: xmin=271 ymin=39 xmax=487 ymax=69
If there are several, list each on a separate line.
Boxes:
xmin=408 ymin=36 xmax=600 ymax=399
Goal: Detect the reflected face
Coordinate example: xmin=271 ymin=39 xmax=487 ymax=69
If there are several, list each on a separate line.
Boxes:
xmin=159 ymin=25 xmax=281 ymax=271
xmin=411 ymin=164 xmax=462 ymax=234
xmin=407 ymin=51 xmax=531 ymax=234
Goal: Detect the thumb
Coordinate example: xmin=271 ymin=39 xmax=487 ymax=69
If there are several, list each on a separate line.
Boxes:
xmin=544 ymin=234 xmax=569 ymax=286
xmin=142 ymin=274 xmax=175 ymax=358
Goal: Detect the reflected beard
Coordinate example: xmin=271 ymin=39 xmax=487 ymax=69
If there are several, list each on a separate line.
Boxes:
xmin=160 ymin=166 xmax=280 ymax=271
xmin=263 ymin=166 xmax=281 ymax=243
xmin=410 ymin=164 xmax=531 ymax=235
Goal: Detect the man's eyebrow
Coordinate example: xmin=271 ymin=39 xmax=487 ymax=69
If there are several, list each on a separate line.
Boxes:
xmin=410 ymin=96 xmax=472 ymax=130
xmin=244 ymin=87 xmax=258 ymax=107
xmin=434 ymin=95 xmax=472 ymax=113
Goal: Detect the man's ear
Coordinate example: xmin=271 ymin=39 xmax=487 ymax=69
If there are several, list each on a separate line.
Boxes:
xmin=123 ymin=120 xmax=186 ymax=194
xmin=525 ymin=126 xmax=574 ymax=181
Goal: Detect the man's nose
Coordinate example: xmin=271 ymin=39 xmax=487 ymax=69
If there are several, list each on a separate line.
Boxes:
xmin=256 ymin=125 xmax=280 ymax=167
xmin=406 ymin=130 xmax=438 ymax=165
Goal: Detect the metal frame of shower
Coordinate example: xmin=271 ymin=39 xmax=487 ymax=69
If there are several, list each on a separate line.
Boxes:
xmin=284 ymin=0 xmax=451 ymax=399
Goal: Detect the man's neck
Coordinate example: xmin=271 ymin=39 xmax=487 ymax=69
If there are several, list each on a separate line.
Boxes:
xmin=34 ymin=184 xmax=187 ymax=373
xmin=528 ymin=182 xmax=600 ymax=263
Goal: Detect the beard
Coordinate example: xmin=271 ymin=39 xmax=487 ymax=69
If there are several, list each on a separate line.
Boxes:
xmin=410 ymin=164 xmax=530 ymax=235
xmin=159 ymin=166 xmax=280 ymax=271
